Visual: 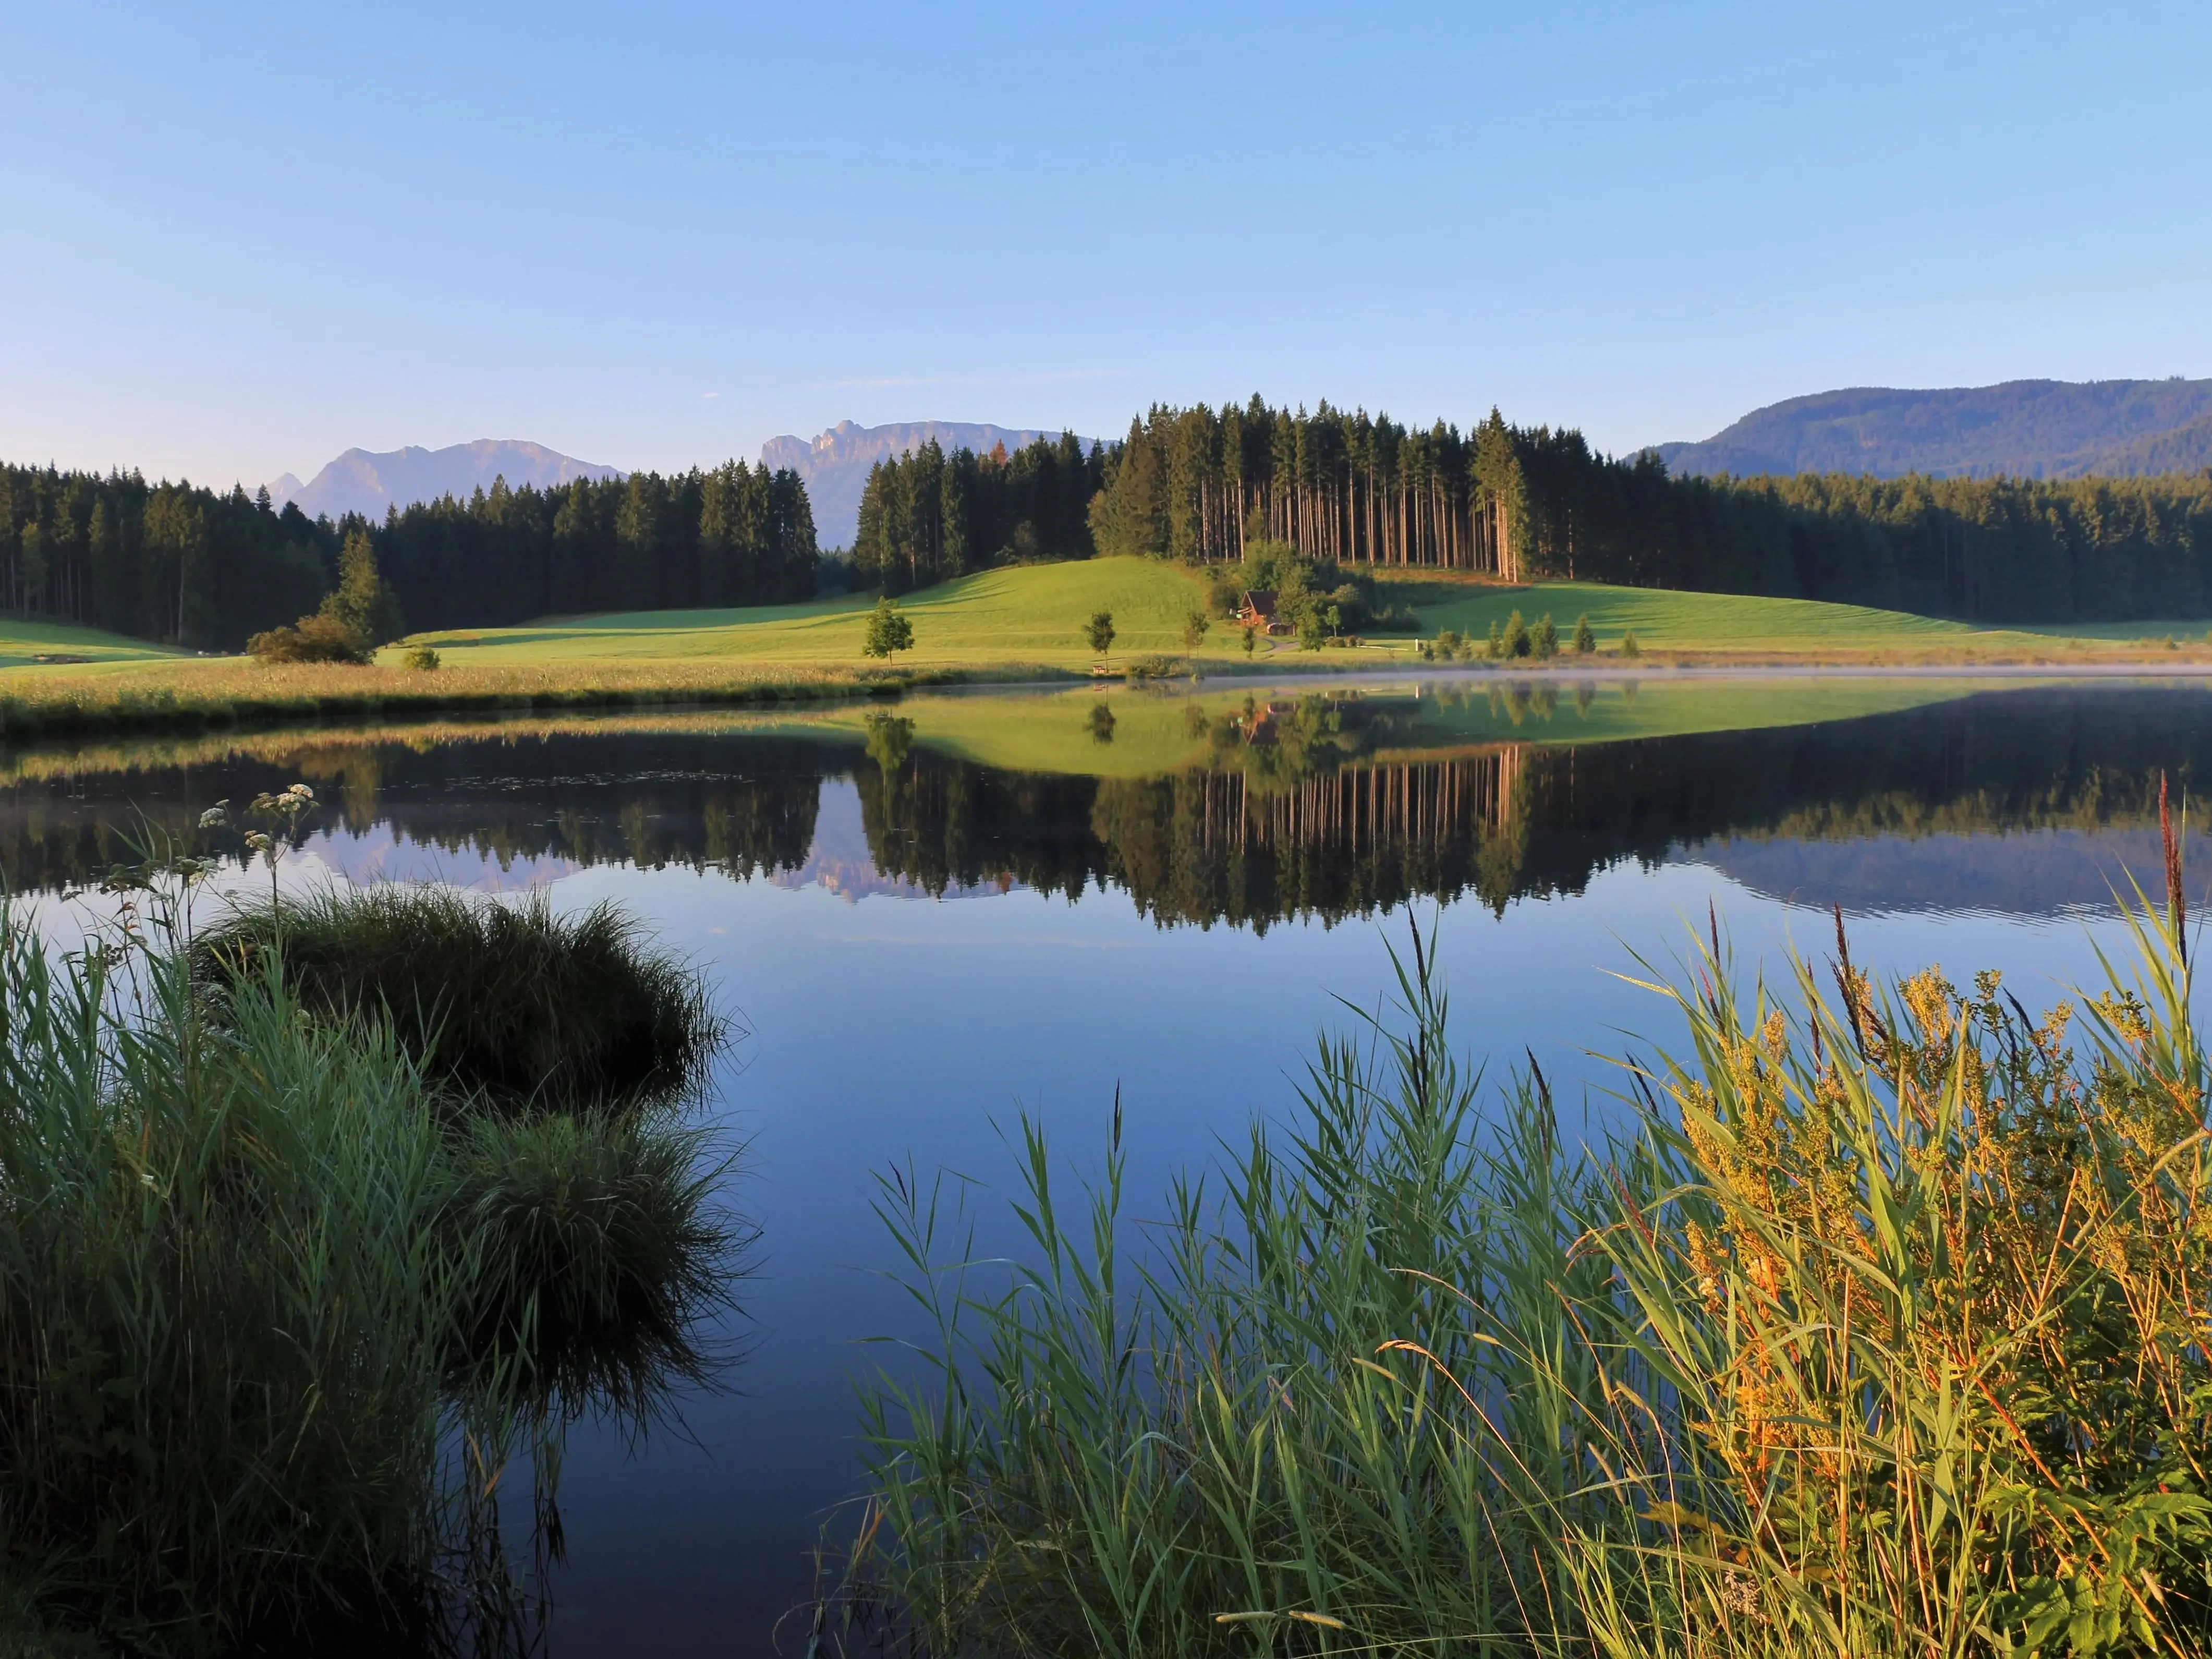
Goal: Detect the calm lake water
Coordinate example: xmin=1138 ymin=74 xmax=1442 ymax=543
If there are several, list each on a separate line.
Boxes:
xmin=8 ymin=673 xmax=2212 ymax=1655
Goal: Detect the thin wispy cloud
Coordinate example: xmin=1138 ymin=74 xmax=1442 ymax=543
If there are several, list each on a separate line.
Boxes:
xmin=810 ymin=368 xmax=1129 ymax=392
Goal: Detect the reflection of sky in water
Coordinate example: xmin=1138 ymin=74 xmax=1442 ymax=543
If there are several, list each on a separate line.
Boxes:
xmin=15 ymin=708 xmax=2212 ymax=1655
xmin=522 ymin=832 xmax=2166 ymax=1657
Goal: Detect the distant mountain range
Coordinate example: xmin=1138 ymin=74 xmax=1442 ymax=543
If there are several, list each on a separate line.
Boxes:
xmin=1653 ymin=378 xmax=2212 ymax=480
xmin=265 ymin=440 xmax=624 ymax=521
xmin=760 ymin=420 xmax=1096 ymax=550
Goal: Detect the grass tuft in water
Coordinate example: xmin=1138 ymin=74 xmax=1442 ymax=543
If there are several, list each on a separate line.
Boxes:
xmin=193 ymin=885 xmax=724 ymax=1112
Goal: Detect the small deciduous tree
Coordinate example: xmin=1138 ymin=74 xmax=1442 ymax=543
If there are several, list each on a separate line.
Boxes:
xmin=864 ymin=596 xmax=914 ymax=659
xmin=1242 ymin=624 xmax=1258 ymax=656
xmin=1182 ymin=610 xmax=1209 ymax=651
xmin=1086 ymin=610 xmax=1116 ymax=657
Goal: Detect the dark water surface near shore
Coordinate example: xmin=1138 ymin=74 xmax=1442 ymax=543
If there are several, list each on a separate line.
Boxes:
xmin=9 ymin=675 xmax=2212 ymax=1655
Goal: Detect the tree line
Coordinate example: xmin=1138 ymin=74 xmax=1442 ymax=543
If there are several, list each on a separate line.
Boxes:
xmin=851 ymin=433 xmax=1105 ymax=593
xmin=0 ymin=461 xmax=819 ymax=649
xmin=0 ymin=467 xmax=334 ymax=650
xmin=373 ymin=463 xmax=817 ymax=632
xmin=1083 ymin=398 xmax=2212 ymax=623
xmin=21 ymin=406 xmax=2212 ymax=643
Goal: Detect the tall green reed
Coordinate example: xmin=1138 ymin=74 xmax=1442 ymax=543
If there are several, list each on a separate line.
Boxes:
xmin=855 ymin=890 xmax=2212 ymax=1658
xmin=0 ymin=909 xmax=457 ymax=1648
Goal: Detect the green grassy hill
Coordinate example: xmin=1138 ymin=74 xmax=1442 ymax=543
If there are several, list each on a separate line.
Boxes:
xmin=1388 ymin=575 xmax=2026 ymax=652
xmin=404 ymin=560 xmax=2166 ymax=670
xmin=0 ymin=618 xmax=188 ymax=670
xmin=407 ymin=560 xmax=1219 ymax=668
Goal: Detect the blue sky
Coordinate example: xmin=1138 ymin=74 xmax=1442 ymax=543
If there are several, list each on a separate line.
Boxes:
xmin=3 ymin=1 xmax=2206 ymax=487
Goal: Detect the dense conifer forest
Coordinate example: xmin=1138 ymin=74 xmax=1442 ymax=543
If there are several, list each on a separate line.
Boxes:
xmin=1072 ymin=398 xmax=2212 ymax=622
xmin=850 ymin=432 xmax=1105 ymax=592
xmin=0 ymin=462 xmax=818 ymax=649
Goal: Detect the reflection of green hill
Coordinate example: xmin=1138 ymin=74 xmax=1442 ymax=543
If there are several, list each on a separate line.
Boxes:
xmin=5 ymin=683 xmax=2212 ymax=927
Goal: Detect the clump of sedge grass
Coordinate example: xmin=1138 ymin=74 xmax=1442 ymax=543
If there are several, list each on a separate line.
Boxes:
xmin=194 ymin=885 xmax=723 ymax=1113
xmin=0 ymin=868 xmax=744 ymax=1650
xmin=855 ymin=880 xmax=2212 ymax=1658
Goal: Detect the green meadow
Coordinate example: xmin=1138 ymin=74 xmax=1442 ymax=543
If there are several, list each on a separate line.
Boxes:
xmin=6 ymin=559 xmax=2211 ymax=741
xmin=0 ymin=617 xmax=186 ymax=669
xmin=397 ymin=560 xmax=2209 ymax=669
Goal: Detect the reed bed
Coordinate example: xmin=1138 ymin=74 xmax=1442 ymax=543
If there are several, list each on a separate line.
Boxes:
xmin=854 ymin=887 xmax=2212 ymax=1655
xmin=0 ymin=874 xmax=744 ymax=1652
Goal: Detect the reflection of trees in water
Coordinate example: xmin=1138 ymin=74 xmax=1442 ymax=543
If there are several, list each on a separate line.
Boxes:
xmin=7 ymin=688 xmax=2212 ymax=924
xmin=0 ymin=735 xmax=828 ymax=894
xmin=849 ymin=687 xmax=2212 ymax=927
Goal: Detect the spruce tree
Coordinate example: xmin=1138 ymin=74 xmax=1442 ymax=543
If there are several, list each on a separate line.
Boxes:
xmin=319 ymin=529 xmax=405 ymax=647
xmin=1504 ymin=610 xmax=1532 ymax=658
xmin=1572 ymin=613 xmax=1596 ymax=653
xmin=1533 ymin=614 xmax=1559 ymax=659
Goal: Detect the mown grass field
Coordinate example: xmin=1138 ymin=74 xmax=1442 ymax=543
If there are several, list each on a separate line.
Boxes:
xmin=1368 ymin=568 xmax=2167 ymax=657
xmin=0 ymin=617 xmax=186 ymax=670
xmin=7 ymin=559 xmax=2212 ymax=738
xmin=402 ymin=561 xmax=2212 ymax=669
xmin=406 ymin=560 xmax=1222 ymax=667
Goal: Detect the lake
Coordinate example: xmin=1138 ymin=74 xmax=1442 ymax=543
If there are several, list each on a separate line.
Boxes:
xmin=7 ymin=672 xmax=2211 ymax=1655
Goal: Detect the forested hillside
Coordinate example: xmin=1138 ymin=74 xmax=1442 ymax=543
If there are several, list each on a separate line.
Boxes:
xmin=1073 ymin=398 xmax=2212 ymax=623
xmin=1657 ymin=378 xmax=2212 ymax=480
xmin=0 ymin=461 xmax=817 ymax=649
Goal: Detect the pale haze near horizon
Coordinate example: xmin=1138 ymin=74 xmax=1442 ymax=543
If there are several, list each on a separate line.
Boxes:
xmin=3 ymin=1 xmax=2205 ymax=491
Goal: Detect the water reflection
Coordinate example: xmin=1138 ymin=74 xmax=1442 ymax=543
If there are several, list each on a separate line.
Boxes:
xmin=7 ymin=682 xmax=2212 ymax=924
xmin=16 ymin=679 xmax=2212 ymax=1655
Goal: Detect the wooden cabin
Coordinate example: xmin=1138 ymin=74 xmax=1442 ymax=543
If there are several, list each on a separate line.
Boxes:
xmin=1234 ymin=590 xmax=1289 ymax=635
